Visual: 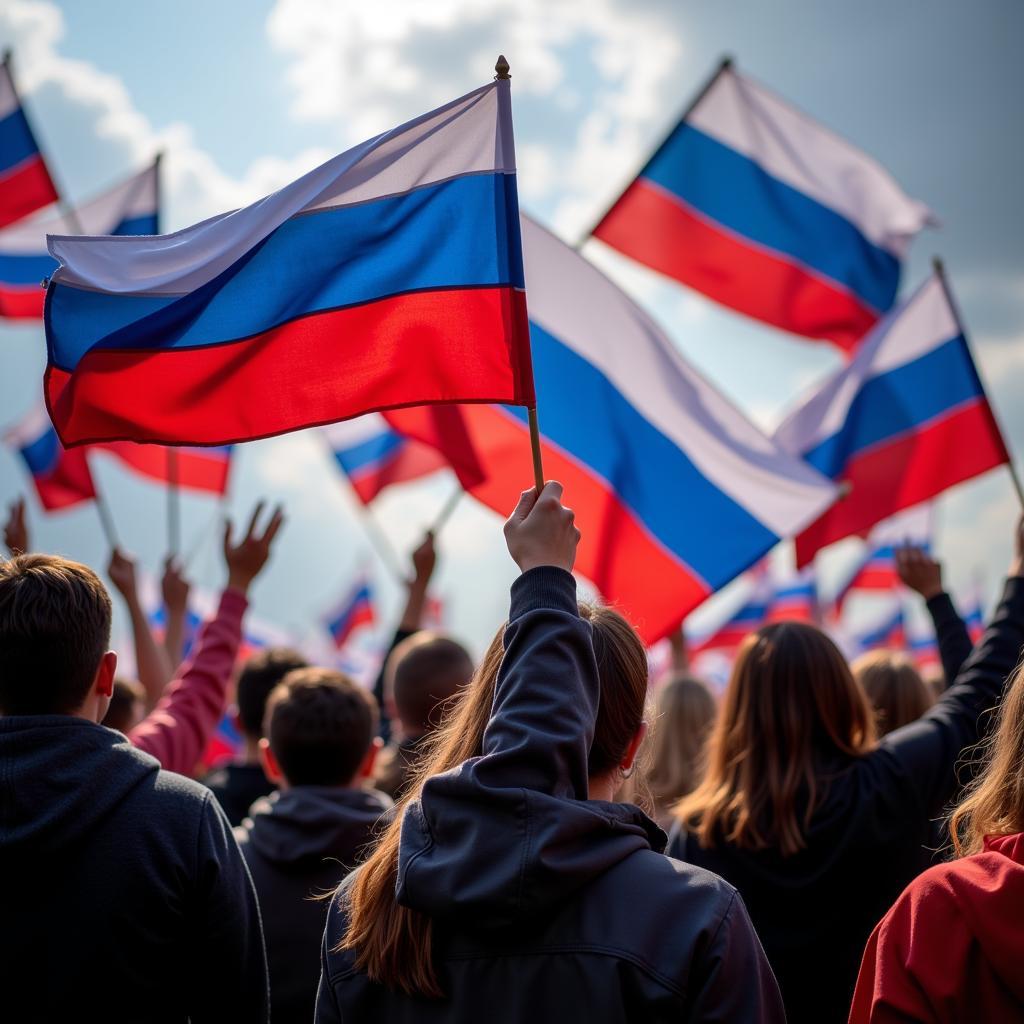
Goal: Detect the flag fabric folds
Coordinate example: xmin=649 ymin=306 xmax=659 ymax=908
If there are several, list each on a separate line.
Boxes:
xmin=0 ymin=57 xmax=58 ymax=229
xmin=775 ymin=274 xmax=1009 ymax=567
xmin=95 ymin=442 xmax=233 ymax=495
xmin=324 ymin=579 xmax=376 ymax=649
xmin=322 ymin=415 xmax=450 ymax=504
xmin=4 ymin=404 xmax=95 ymax=510
xmin=590 ymin=61 xmax=933 ymax=351
xmin=44 ymin=80 xmax=531 ymax=447
xmin=0 ymin=160 xmax=159 ymax=319
xmin=389 ymin=215 xmax=837 ymax=642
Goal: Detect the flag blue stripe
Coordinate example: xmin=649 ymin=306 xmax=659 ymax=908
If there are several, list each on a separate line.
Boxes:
xmin=0 ymin=108 xmax=41 ymax=177
xmin=333 ymin=431 xmax=405 ymax=476
xmin=18 ymin=428 xmax=59 ymax=476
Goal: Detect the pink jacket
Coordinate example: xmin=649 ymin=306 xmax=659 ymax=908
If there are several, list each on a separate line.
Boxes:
xmin=130 ymin=589 xmax=247 ymax=776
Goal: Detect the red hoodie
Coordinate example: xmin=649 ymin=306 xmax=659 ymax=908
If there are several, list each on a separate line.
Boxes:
xmin=850 ymin=832 xmax=1024 ymax=1023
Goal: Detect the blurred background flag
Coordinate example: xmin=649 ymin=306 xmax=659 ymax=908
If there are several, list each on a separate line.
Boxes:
xmin=853 ymin=602 xmax=906 ymax=654
xmin=0 ymin=159 xmax=159 ymax=319
xmin=389 ymin=214 xmax=838 ymax=643
xmin=92 ymin=442 xmax=233 ymax=496
xmin=323 ymin=577 xmax=376 ymax=650
xmin=775 ymin=271 xmax=1011 ymax=566
xmin=588 ymin=58 xmax=934 ymax=352
xmin=766 ymin=567 xmax=818 ymax=623
xmin=0 ymin=52 xmax=58 ymax=229
xmin=43 ymin=76 xmax=532 ymax=448
xmin=3 ymin=403 xmax=95 ymax=510
xmin=689 ymin=577 xmax=772 ymax=655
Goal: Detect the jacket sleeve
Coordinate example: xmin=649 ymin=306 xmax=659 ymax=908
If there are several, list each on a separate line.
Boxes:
xmin=686 ymin=891 xmax=786 ymax=1023
xmin=186 ymin=794 xmax=269 ymax=1023
xmin=878 ymin=576 xmax=1024 ymax=815
xmin=129 ymin=588 xmax=246 ymax=776
xmin=926 ymin=591 xmax=974 ymax=690
xmin=315 ymin=894 xmax=348 ymax=1024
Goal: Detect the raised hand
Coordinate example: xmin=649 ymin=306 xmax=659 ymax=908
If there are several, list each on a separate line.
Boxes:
xmin=107 ymin=548 xmax=140 ymax=602
xmin=223 ymin=502 xmax=285 ymax=594
xmin=161 ymin=556 xmax=191 ymax=616
xmin=895 ymin=544 xmax=943 ymax=600
xmin=3 ymin=497 xmax=28 ymax=556
xmin=410 ymin=531 xmax=437 ymax=586
xmin=503 ymin=481 xmax=580 ymax=574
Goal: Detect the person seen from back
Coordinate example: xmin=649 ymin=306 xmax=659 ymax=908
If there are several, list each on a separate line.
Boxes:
xmin=318 ymin=482 xmax=784 ymax=1023
xmin=0 ymin=553 xmax=268 ymax=1021
xmin=852 ymin=650 xmax=933 ymax=737
xmin=204 ymin=645 xmax=308 ymax=824
xmin=849 ymin=657 xmax=1024 ymax=1022
xmin=236 ymin=667 xmax=390 ymax=1024
xmin=668 ymin=516 xmax=1024 ymax=1024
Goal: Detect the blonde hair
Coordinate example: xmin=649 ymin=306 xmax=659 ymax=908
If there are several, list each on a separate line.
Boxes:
xmin=676 ymin=622 xmax=875 ymax=857
xmin=950 ymin=661 xmax=1024 ymax=856
xmin=852 ymin=650 xmax=933 ymax=737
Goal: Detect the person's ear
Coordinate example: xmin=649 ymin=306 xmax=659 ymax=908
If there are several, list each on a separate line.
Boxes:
xmin=258 ymin=737 xmax=284 ymax=785
xmin=96 ymin=651 xmax=117 ymax=698
xmin=357 ymin=736 xmax=384 ymax=780
xmin=620 ymin=721 xmax=648 ymax=773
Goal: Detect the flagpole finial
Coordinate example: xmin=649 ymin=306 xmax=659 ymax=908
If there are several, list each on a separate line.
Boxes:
xmin=720 ymin=55 xmax=734 ymax=71
xmin=153 ymin=149 xmax=165 ymax=167
xmin=2 ymin=49 xmax=11 ymax=66
xmin=494 ymin=55 xmax=510 ymax=80
xmin=932 ymin=255 xmax=945 ymax=277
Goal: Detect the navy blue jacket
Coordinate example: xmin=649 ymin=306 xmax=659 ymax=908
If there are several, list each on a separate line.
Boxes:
xmin=317 ymin=567 xmax=784 ymax=1023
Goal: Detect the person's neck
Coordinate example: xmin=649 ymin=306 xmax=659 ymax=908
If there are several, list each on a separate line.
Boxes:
xmin=587 ymin=772 xmax=618 ymax=803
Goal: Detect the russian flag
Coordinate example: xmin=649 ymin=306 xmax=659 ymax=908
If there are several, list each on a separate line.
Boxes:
xmin=590 ymin=60 xmax=933 ymax=352
xmin=0 ymin=160 xmax=159 ymax=320
xmin=908 ymin=629 xmax=940 ymax=673
xmin=0 ymin=55 xmax=58 ymax=230
xmin=3 ymin=404 xmax=95 ymax=511
xmin=94 ymin=442 xmax=232 ymax=496
xmin=775 ymin=273 xmax=1010 ymax=567
xmin=854 ymin=604 xmax=906 ymax=653
xmin=689 ymin=590 xmax=771 ymax=654
xmin=388 ymin=216 xmax=837 ymax=642
xmin=43 ymin=80 xmax=532 ymax=448
xmin=322 ymin=415 xmax=452 ymax=504
xmin=766 ymin=569 xmax=818 ymax=623
xmin=962 ymin=592 xmax=985 ymax=645
xmin=324 ymin=579 xmax=376 ymax=649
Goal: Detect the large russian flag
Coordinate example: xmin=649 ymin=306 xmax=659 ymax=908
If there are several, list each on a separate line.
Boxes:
xmin=94 ymin=442 xmax=233 ymax=495
xmin=322 ymin=415 xmax=452 ymax=504
xmin=388 ymin=216 xmax=837 ymax=642
xmin=0 ymin=55 xmax=58 ymax=229
xmin=590 ymin=60 xmax=933 ymax=352
xmin=0 ymin=160 xmax=159 ymax=319
xmin=3 ymin=404 xmax=95 ymax=510
xmin=776 ymin=273 xmax=1010 ymax=567
xmin=44 ymin=80 xmax=531 ymax=448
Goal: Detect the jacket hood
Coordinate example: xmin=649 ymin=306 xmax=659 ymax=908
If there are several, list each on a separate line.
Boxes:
xmin=237 ymin=785 xmax=392 ymax=867
xmin=966 ymin=832 xmax=1024 ymax=998
xmin=0 ymin=716 xmax=158 ymax=855
xmin=398 ymin=772 xmax=666 ymax=929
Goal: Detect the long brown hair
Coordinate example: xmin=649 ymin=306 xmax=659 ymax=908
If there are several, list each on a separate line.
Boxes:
xmin=341 ymin=603 xmax=649 ymax=998
xmin=675 ymin=622 xmax=876 ymax=856
xmin=950 ymin=660 xmax=1024 ymax=856
xmin=852 ymin=650 xmax=933 ymax=737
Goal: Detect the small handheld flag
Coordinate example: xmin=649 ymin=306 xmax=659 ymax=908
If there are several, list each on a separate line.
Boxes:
xmin=324 ymin=578 xmax=376 ymax=649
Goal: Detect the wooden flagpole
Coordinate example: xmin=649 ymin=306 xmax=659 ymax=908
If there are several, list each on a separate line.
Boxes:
xmin=166 ymin=448 xmax=181 ymax=557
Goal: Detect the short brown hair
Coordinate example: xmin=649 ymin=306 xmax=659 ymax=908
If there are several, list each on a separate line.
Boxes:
xmin=389 ymin=632 xmax=473 ymax=733
xmin=852 ymin=650 xmax=933 ymax=737
xmin=265 ymin=667 xmax=378 ymax=786
xmin=103 ymin=677 xmax=146 ymax=733
xmin=236 ymin=646 xmax=308 ymax=738
xmin=0 ymin=554 xmax=112 ymax=715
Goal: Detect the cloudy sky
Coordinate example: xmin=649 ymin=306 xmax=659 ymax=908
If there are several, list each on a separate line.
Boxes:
xmin=1 ymin=0 xmax=1022 ymax=656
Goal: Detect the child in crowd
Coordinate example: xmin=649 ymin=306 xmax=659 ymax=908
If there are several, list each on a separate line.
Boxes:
xmin=204 ymin=645 xmax=308 ymax=824
xmin=850 ymin=659 xmax=1024 ymax=1022
xmin=318 ymin=483 xmax=784 ymax=1023
xmin=669 ymin=518 xmax=1024 ymax=1024
xmin=237 ymin=667 xmax=391 ymax=1024
xmin=852 ymin=651 xmax=933 ymax=736
xmin=0 ymin=553 xmax=268 ymax=1020
xmin=374 ymin=630 xmax=474 ymax=799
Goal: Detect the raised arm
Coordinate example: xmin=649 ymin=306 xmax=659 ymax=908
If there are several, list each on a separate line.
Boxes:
xmin=3 ymin=497 xmax=29 ymax=556
xmin=129 ymin=503 xmax=283 ymax=775
xmin=896 ymin=544 xmax=973 ymax=688
xmin=161 ymin=556 xmax=191 ymax=670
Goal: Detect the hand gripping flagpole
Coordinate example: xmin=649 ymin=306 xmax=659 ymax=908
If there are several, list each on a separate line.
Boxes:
xmin=495 ymin=54 xmax=546 ymax=492
xmin=932 ymin=256 xmax=1024 ymax=510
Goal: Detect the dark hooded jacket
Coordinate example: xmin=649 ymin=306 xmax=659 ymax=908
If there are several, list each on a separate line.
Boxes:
xmin=236 ymin=785 xmax=392 ymax=1024
xmin=316 ymin=567 xmax=784 ymax=1023
xmin=0 ymin=716 xmax=268 ymax=1022
xmin=668 ymin=576 xmax=1024 ymax=1024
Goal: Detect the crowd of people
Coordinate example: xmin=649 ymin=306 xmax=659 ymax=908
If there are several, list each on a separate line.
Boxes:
xmin=1 ymin=483 xmax=1022 ymax=1022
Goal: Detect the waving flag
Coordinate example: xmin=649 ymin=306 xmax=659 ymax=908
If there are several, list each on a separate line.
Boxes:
xmin=776 ymin=273 xmax=1009 ymax=566
xmin=690 ymin=588 xmax=771 ymax=655
xmin=44 ymin=79 xmax=531 ymax=448
xmin=0 ymin=55 xmax=58 ymax=229
xmin=766 ymin=568 xmax=818 ymax=623
xmin=589 ymin=59 xmax=933 ymax=351
xmin=4 ymin=404 xmax=94 ymax=510
xmin=854 ymin=604 xmax=906 ymax=653
xmin=388 ymin=215 xmax=837 ymax=642
xmin=324 ymin=579 xmax=376 ymax=649
xmin=962 ymin=588 xmax=985 ymax=644
xmin=94 ymin=442 xmax=232 ymax=495
xmin=0 ymin=160 xmax=159 ymax=320
xmin=908 ymin=629 xmax=940 ymax=673
xmin=322 ymin=415 xmax=452 ymax=504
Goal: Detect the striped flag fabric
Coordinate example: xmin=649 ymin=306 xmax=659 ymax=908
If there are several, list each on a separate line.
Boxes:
xmin=589 ymin=60 xmax=933 ymax=351
xmin=854 ymin=604 xmax=906 ymax=653
xmin=324 ymin=578 xmax=376 ymax=649
xmin=766 ymin=568 xmax=818 ymax=623
xmin=0 ymin=55 xmax=58 ymax=229
xmin=44 ymin=78 xmax=531 ymax=447
xmin=690 ymin=589 xmax=771 ymax=655
xmin=389 ymin=215 xmax=837 ymax=642
xmin=94 ymin=442 xmax=232 ymax=496
xmin=0 ymin=160 xmax=159 ymax=319
xmin=775 ymin=273 xmax=1009 ymax=566
xmin=4 ymin=404 xmax=95 ymax=510
xmin=907 ymin=628 xmax=940 ymax=673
